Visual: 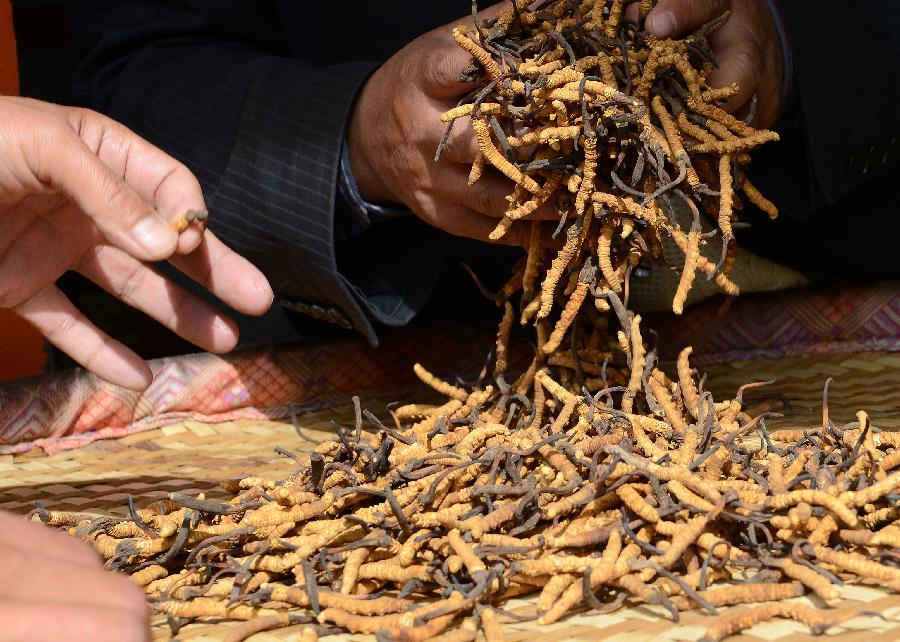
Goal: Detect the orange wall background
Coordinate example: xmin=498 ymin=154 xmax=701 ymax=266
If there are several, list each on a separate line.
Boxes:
xmin=0 ymin=0 xmax=48 ymax=380
xmin=0 ymin=0 xmax=16 ymax=94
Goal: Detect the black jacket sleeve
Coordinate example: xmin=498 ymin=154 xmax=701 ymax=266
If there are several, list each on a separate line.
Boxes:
xmin=66 ymin=0 xmax=446 ymax=346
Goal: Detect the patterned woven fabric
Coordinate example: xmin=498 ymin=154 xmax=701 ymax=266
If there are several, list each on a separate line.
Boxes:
xmin=3 ymin=282 xmax=900 ymax=455
xmin=650 ymin=281 xmax=900 ymax=365
xmin=0 ymin=325 xmax=496 ymax=455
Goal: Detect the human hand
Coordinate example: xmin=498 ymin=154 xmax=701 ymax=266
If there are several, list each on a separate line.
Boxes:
xmin=634 ymin=0 xmax=783 ymax=128
xmin=347 ymin=3 xmax=558 ymax=248
xmin=0 ymin=510 xmax=150 ymax=641
xmin=0 ymin=97 xmax=273 ymax=390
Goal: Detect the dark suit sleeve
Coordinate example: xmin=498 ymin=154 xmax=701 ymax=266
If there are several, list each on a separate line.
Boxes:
xmin=759 ymin=2 xmax=900 ymax=214
xmin=66 ymin=0 xmax=444 ymax=345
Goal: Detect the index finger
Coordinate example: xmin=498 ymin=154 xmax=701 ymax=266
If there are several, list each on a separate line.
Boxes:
xmin=644 ymin=0 xmax=730 ymax=38
xmin=706 ymin=29 xmax=763 ymax=114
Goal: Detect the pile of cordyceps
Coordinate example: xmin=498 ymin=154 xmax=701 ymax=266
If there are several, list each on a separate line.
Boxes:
xmin=34 ymin=2 xmax=899 ymax=641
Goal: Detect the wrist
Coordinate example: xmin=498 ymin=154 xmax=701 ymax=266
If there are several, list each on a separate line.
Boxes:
xmin=338 ymin=139 xmax=410 ymax=241
xmin=346 ymin=78 xmax=394 ymax=205
xmin=346 ymin=139 xmax=383 ymax=205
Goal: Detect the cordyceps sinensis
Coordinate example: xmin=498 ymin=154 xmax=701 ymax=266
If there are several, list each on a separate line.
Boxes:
xmin=40 ymin=357 xmax=900 ymax=642
xmin=438 ymin=0 xmax=779 ymax=318
xmin=34 ymin=3 xmax=895 ymax=642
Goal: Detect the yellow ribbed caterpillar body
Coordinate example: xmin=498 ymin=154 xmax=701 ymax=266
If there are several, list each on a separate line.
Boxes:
xmin=34 ymin=3 xmax=894 ymax=642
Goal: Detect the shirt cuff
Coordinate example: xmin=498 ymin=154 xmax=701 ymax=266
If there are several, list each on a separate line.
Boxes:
xmin=336 ymin=138 xmax=410 ymax=240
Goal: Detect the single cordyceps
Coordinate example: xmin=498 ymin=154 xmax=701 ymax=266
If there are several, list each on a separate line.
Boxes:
xmin=34 ymin=2 xmax=899 ymax=642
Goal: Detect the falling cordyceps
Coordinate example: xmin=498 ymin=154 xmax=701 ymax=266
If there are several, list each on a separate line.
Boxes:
xmin=34 ymin=2 xmax=898 ymax=641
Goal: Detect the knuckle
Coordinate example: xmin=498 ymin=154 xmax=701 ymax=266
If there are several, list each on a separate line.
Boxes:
xmin=101 ymin=175 xmax=131 ymax=208
xmin=67 ymin=107 xmax=107 ymax=152
xmin=410 ymin=191 xmax=443 ymax=227
xmin=476 ymin=187 xmax=502 ymax=216
xmin=74 ymin=106 xmax=103 ymax=123
xmin=42 ymin=113 xmax=73 ymax=141
xmin=46 ymin=311 xmax=78 ymax=344
xmin=24 ymin=116 xmax=75 ymax=173
xmin=408 ymin=190 xmax=431 ymax=219
xmin=420 ymin=48 xmax=462 ymax=94
xmin=418 ymin=49 xmax=439 ymax=84
xmin=65 ymin=106 xmax=91 ymax=132
xmin=116 ymin=264 xmax=147 ymax=307
xmin=731 ymin=48 xmax=761 ymax=87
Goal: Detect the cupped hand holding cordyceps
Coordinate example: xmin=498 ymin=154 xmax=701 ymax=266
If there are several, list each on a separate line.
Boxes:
xmin=347 ymin=3 xmax=561 ymax=248
xmin=628 ymin=0 xmax=783 ymax=127
xmin=0 ymin=97 xmax=273 ymax=390
xmin=0 ymin=511 xmax=151 ymax=641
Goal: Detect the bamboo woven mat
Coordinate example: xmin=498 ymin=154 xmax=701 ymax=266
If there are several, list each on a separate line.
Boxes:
xmin=702 ymin=351 xmax=900 ymax=431
xmin=3 ymin=352 xmax=900 ymax=641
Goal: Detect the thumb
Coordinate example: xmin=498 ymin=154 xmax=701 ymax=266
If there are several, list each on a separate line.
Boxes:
xmin=646 ymin=0 xmax=730 ymax=38
xmin=424 ymin=1 xmax=513 ymax=99
xmin=38 ymin=126 xmax=179 ymax=262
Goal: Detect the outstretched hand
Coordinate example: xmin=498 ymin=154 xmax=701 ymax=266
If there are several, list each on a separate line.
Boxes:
xmin=0 ymin=97 xmax=273 ymax=390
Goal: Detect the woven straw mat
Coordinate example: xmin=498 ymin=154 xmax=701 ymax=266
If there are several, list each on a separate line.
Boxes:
xmin=3 ymin=352 xmax=900 ymax=641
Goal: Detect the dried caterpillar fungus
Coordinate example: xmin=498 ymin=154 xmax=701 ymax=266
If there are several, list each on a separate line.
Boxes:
xmin=36 ymin=3 xmax=896 ymax=642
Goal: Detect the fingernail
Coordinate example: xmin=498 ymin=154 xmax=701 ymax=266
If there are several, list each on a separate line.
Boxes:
xmin=131 ymin=216 xmax=174 ymax=255
xmin=648 ymin=10 xmax=677 ymax=37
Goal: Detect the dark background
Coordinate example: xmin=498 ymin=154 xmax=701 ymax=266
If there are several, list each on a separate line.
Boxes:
xmin=14 ymin=0 xmax=76 ymax=103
